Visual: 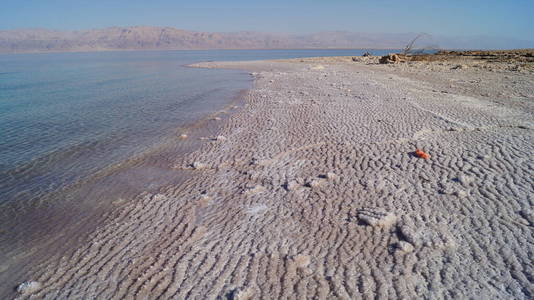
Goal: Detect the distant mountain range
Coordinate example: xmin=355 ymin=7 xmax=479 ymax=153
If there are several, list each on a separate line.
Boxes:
xmin=1 ymin=26 xmax=532 ymax=53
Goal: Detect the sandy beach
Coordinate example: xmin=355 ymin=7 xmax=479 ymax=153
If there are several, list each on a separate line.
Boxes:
xmin=13 ymin=54 xmax=534 ymax=299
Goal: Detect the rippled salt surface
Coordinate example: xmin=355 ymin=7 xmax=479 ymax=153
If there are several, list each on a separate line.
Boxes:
xmin=0 ymin=49 xmax=398 ymax=298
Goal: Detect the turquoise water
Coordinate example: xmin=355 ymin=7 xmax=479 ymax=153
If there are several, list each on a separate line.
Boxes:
xmin=0 ymin=49 xmax=393 ymax=205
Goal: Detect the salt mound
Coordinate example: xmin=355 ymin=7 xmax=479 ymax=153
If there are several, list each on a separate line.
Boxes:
xmin=394 ymin=241 xmax=414 ymax=254
xmin=191 ymin=162 xmax=208 ymax=170
xmin=228 ymin=287 xmax=254 ymax=300
xmin=17 ymin=281 xmax=41 ymax=295
xmin=215 ymin=135 xmax=227 ymax=142
xmin=357 ymin=208 xmax=397 ymax=227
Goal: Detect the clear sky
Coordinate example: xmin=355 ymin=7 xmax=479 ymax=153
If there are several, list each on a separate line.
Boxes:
xmin=1 ymin=0 xmax=533 ymax=40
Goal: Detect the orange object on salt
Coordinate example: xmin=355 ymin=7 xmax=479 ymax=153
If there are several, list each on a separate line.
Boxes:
xmin=415 ymin=149 xmax=430 ymax=159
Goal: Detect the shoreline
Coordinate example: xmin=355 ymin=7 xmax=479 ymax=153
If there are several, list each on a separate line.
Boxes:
xmin=8 ymin=56 xmax=534 ymax=298
xmin=0 ymin=87 xmax=251 ymax=299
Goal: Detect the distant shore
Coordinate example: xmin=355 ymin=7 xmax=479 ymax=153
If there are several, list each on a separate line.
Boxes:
xmin=11 ymin=54 xmax=534 ymax=298
xmin=0 ymin=47 xmax=404 ymax=55
xmin=2 ymin=27 xmax=534 ymax=54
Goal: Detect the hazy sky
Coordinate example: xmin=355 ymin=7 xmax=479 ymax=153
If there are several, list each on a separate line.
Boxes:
xmin=1 ymin=0 xmax=533 ymax=40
